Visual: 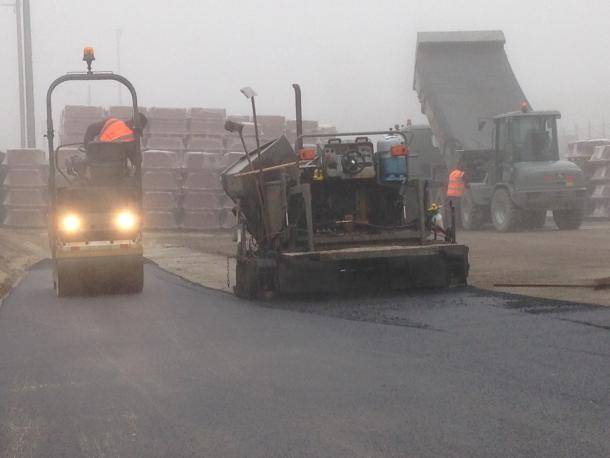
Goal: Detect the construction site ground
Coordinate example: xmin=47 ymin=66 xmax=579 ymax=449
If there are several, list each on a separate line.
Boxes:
xmin=1 ymin=221 xmax=609 ymax=306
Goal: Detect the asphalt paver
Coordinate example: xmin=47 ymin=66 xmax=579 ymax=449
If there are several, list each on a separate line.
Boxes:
xmin=0 ymin=262 xmax=608 ymax=457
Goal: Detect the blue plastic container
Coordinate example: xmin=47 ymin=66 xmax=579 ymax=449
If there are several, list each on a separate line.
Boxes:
xmin=377 ymin=136 xmax=407 ymax=181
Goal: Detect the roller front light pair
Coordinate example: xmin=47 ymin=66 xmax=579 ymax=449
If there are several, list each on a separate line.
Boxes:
xmin=59 ymin=210 xmax=138 ymax=234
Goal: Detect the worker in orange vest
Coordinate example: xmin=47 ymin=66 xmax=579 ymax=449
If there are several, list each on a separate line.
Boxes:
xmin=447 ymin=167 xmax=465 ymax=199
xmin=83 ymin=113 xmax=147 ymax=165
xmin=446 ymin=161 xmax=467 ymax=226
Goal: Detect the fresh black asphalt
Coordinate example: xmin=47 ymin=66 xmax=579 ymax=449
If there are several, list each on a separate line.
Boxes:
xmin=0 ymin=262 xmax=608 ymax=457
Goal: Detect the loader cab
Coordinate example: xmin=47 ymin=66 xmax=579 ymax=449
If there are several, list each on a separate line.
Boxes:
xmin=494 ymin=111 xmax=560 ymax=162
xmin=492 ymin=111 xmax=560 ymax=183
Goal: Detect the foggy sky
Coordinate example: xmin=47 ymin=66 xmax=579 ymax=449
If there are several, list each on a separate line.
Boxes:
xmin=1 ymin=0 xmax=610 ymax=150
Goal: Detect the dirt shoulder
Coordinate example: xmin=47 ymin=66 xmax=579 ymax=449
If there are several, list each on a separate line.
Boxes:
xmin=0 ymin=228 xmax=48 ymax=300
xmin=144 ymin=232 xmax=236 ymax=293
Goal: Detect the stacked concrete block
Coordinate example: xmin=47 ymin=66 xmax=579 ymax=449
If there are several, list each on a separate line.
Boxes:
xmin=182 ymin=191 xmax=221 ymax=210
xmin=145 ymin=136 xmax=186 ymax=155
xmin=1 ymin=149 xmax=48 ymax=228
xmin=189 ymin=108 xmax=226 ymax=136
xmin=141 ymin=149 xmax=182 ymax=229
xmin=589 ymin=145 xmax=610 ymax=219
xmin=183 ymin=169 xmax=222 ymax=191
xmin=146 ymin=107 xmax=188 ymax=135
xmin=142 ymin=170 xmax=181 ymax=191
xmin=318 ymin=124 xmax=338 ymax=135
xmin=186 ymin=136 xmax=225 ymax=155
xmin=286 ymin=119 xmax=319 ymax=145
xmin=222 ymin=151 xmax=245 ymax=169
xmin=228 ymin=115 xmax=250 ymax=123
xmin=142 ymin=149 xmax=181 ymax=169
xmin=107 ymin=105 xmax=147 ymax=121
xmin=143 ymin=191 xmax=179 ymax=210
xmin=220 ymin=208 xmax=237 ymax=229
xmin=60 ymin=105 xmax=105 ymax=146
xmin=144 ymin=107 xmax=189 ymax=166
xmin=225 ymin=115 xmax=260 ymax=152
xmin=184 ymin=152 xmax=225 ymax=171
xmin=58 ymin=134 xmax=84 ymax=147
xmin=257 ymin=115 xmax=286 ymax=143
xmin=225 ymin=135 xmax=258 ymax=153
xmin=180 ymin=147 xmax=226 ymax=230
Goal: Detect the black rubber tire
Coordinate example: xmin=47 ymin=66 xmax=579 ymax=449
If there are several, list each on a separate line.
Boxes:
xmin=523 ymin=209 xmax=547 ymax=229
xmin=234 ymin=258 xmax=257 ymax=299
xmin=123 ymin=262 xmax=144 ymax=293
xmin=491 ymin=188 xmax=522 ymax=232
xmin=553 ymin=208 xmax=584 ymax=230
xmin=460 ymin=190 xmax=484 ymax=231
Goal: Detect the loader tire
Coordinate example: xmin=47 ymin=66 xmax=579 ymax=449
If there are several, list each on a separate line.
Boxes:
xmin=553 ymin=208 xmax=584 ymax=230
xmin=491 ymin=188 xmax=522 ymax=232
xmin=235 ymin=258 xmax=257 ymax=299
xmin=460 ymin=190 xmax=483 ymax=230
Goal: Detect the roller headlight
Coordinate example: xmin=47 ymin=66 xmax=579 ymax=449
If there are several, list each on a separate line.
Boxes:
xmin=115 ymin=210 xmax=138 ymax=231
xmin=60 ymin=214 xmax=82 ymax=233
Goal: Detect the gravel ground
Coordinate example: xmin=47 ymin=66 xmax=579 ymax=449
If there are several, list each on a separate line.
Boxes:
xmin=460 ymin=221 xmax=610 ymax=306
xmin=145 ymin=222 xmax=610 ymax=306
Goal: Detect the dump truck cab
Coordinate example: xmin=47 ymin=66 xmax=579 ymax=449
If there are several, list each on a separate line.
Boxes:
xmin=47 ymin=49 xmax=144 ymax=296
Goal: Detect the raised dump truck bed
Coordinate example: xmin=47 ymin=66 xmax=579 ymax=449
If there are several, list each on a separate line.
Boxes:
xmin=414 ymin=30 xmax=527 ymax=158
xmin=412 ymin=31 xmax=586 ymax=232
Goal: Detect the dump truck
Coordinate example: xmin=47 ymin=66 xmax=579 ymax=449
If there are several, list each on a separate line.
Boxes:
xmin=46 ymin=48 xmax=144 ymax=296
xmin=221 ymin=85 xmax=469 ymax=298
xmin=413 ymin=31 xmax=587 ymax=231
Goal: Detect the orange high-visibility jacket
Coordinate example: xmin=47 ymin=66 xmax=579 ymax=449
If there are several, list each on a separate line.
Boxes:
xmin=99 ymin=118 xmax=135 ymax=143
xmin=447 ymin=169 xmax=465 ymax=197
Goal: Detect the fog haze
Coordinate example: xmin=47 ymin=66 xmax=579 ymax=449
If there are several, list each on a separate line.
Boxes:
xmin=1 ymin=0 xmax=609 ymax=149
